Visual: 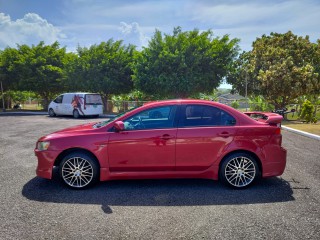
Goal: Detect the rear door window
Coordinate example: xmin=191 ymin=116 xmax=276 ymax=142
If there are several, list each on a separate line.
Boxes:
xmin=85 ymin=94 xmax=103 ymax=105
xmin=179 ymin=105 xmax=236 ymax=127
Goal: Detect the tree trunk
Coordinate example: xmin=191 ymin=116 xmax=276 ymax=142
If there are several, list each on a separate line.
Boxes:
xmin=102 ymin=94 xmax=108 ymax=113
xmin=41 ymin=92 xmax=50 ymax=110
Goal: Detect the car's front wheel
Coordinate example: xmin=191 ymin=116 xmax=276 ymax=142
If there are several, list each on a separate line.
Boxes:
xmin=219 ymin=152 xmax=260 ymax=189
xmin=59 ymin=152 xmax=99 ymax=189
xmin=48 ymin=108 xmax=56 ymax=117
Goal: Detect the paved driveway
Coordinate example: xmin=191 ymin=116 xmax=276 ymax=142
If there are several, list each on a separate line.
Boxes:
xmin=0 ymin=115 xmax=319 ymax=239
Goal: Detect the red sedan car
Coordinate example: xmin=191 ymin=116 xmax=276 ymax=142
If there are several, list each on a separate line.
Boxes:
xmin=35 ymin=99 xmax=286 ymax=189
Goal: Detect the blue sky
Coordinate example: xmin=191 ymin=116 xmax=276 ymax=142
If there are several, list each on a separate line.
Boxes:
xmin=1 ymin=0 xmax=320 ymax=88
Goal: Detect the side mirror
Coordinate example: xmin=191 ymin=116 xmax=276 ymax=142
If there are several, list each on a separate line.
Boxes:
xmin=114 ymin=121 xmax=125 ymax=132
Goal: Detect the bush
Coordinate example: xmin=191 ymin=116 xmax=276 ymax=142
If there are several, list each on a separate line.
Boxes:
xmin=231 ymin=100 xmax=240 ymax=109
xmin=299 ymin=100 xmax=315 ymax=123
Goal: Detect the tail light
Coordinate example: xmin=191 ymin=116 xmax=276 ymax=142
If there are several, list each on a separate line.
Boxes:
xmin=273 ymin=127 xmax=282 ymax=146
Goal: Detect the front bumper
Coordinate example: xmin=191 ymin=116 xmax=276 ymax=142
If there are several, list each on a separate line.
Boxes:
xmin=34 ymin=149 xmax=60 ymax=179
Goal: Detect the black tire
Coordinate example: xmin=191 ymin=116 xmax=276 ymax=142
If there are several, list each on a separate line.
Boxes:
xmin=73 ymin=109 xmax=80 ymax=119
xmin=219 ymin=152 xmax=260 ymax=189
xmin=59 ymin=152 xmax=99 ymax=189
xmin=48 ymin=108 xmax=56 ymax=117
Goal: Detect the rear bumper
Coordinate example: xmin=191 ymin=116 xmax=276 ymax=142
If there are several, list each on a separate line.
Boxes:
xmin=262 ymin=147 xmax=287 ymax=177
xmin=34 ymin=149 xmax=60 ymax=179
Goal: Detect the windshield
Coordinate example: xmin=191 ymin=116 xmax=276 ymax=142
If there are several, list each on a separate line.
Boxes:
xmin=93 ymin=106 xmax=140 ymax=128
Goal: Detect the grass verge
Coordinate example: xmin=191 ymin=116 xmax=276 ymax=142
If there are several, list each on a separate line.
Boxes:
xmin=282 ymin=121 xmax=320 ymax=135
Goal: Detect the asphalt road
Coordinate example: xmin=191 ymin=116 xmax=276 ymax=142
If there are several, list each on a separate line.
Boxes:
xmin=0 ymin=115 xmax=319 ymax=240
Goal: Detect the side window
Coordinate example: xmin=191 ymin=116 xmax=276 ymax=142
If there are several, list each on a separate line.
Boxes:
xmin=54 ymin=95 xmax=63 ymax=104
xmin=123 ymin=106 xmax=177 ymax=130
xmin=180 ymin=105 xmax=236 ymax=127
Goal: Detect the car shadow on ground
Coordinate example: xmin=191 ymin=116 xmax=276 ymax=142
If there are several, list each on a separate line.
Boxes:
xmin=22 ymin=169 xmax=294 ymax=214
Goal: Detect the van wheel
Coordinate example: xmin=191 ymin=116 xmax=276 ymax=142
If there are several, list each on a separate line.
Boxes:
xmin=73 ymin=109 xmax=80 ymax=118
xmin=48 ymin=108 xmax=56 ymax=117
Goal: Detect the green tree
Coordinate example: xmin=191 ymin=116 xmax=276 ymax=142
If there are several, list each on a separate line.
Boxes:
xmin=0 ymin=47 xmax=21 ymax=108
xmin=228 ymin=31 xmax=320 ymax=109
xmin=65 ymin=40 xmax=136 ymax=108
xmin=133 ymin=27 xmax=239 ymax=98
xmin=14 ymin=41 xmax=68 ymax=108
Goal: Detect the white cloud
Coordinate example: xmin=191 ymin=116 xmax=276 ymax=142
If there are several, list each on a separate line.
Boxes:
xmin=186 ymin=0 xmax=320 ymax=50
xmin=119 ymin=22 xmax=150 ymax=48
xmin=0 ymin=13 xmax=66 ymax=49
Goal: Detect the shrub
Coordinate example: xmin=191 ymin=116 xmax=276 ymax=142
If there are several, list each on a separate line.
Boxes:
xmin=231 ymin=100 xmax=240 ymax=109
xmin=299 ymin=100 xmax=315 ymax=123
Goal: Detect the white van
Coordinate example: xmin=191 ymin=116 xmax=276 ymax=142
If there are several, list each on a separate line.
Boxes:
xmin=48 ymin=93 xmax=103 ymax=118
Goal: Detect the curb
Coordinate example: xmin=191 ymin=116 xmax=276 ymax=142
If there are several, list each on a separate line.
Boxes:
xmin=282 ymin=126 xmax=320 ymax=141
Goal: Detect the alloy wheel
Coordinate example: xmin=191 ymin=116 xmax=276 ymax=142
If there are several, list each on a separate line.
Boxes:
xmin=61 ymin=157 xmax=94 ymax=188
xmin=224 ymin=156 xmax=256 ymax=188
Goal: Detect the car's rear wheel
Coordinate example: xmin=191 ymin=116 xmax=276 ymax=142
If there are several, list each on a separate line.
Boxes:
xmin=73 ymin=109 xmax=80 ymax=118
xmin=219 ymin=153 xmax=260 ymax=189
xmin=48 ymin=108 xmax=56 ymax=117
xmin=59 ymin=152 xmax=99 ymax=189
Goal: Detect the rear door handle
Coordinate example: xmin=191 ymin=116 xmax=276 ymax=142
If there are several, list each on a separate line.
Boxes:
xmin=218 ymin=132 xmax=231 ymax=137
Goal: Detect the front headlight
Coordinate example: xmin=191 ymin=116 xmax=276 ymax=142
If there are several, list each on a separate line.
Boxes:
xmin=37 ymin=141 xmax=50 ymax=151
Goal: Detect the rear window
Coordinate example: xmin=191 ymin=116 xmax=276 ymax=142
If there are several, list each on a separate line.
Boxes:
xmin=85 ymin=94 xmax=103 ymax=105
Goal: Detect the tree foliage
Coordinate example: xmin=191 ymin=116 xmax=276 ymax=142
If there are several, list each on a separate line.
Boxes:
xmin=65 ymin=40 xmax=136 ymax=99
xmin=228 ymin=31 xmax=320 ymax=109
xmin=133 ymin=27 xmax=240 ymax=98
xmin=13 ymin=41 xmax=68 ymax=107
xmin=0 ymin=47 xmax=20 ymax=91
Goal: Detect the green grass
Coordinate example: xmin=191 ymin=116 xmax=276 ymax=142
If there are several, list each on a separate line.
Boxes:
xmin=282 ymin=121 xmax=320 ymax=135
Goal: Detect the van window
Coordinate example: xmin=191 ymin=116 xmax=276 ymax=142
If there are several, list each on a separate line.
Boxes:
xmin=85 ymin=94 xmax=103 ymax=105
xmin=54 ymin=95 xmax=63 ymax=104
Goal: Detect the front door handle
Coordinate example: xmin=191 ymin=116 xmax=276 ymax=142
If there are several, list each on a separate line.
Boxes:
xmin=218 ymin=132 xmax=231 ymax=137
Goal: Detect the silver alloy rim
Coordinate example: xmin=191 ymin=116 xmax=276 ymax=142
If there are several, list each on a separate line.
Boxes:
xmin=49 ymin=109 xmax=54 ymax=116
xmin=62 ymin=157 xmax=93 ymax=188
xmin=225 ymin=156 xmax=256 ymax=187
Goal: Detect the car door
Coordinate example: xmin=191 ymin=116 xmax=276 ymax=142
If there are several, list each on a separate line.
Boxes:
xmin=53 ymin=95 xmax=64 ymax=115
xmin=175 ymin=104 xmax=237 ymax=171
xmin=61 ymin=94 xmax=73 ymax=115
xmin=108 ymin=105 xmax=178 ymax=172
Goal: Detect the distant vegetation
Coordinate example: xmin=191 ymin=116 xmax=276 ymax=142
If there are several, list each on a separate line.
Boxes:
xmin=1 ymin=28 xmax=319 ymax=117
